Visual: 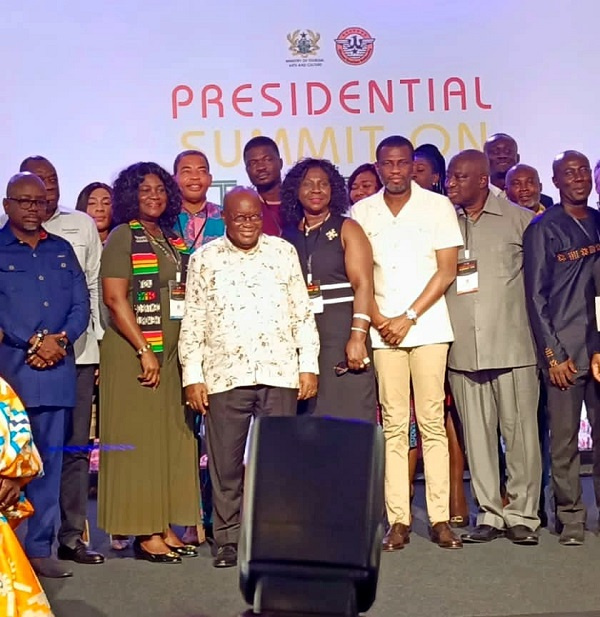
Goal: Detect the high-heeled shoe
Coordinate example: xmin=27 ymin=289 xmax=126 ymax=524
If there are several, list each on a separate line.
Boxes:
xmin=132 ymin=539 xmax=182 ymax=564
xmin=164 ymin=543 xmax=198 ymax=558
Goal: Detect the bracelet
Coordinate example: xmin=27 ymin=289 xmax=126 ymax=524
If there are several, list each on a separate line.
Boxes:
xmin=136 ymin=343 xmax=152 ymax=357
xmin=352 ymin=312 xmax=371 ymax=323
xmin=351 ymin=326 xmax=368 ymax=334
xmin=27 ymin=331 xmax=45 ymax=356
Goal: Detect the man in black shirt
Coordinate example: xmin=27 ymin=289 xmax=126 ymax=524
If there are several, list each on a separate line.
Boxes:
xmin=523 ymin=150 xmax=600 ymax=545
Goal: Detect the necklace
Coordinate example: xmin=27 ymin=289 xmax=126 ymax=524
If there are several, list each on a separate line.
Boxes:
xmin=303 ymin=212 xmax=331 ymax=236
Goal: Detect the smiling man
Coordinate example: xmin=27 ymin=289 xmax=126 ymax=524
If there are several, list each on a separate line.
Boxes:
xmin=523 ymin=150 xmax=600 ymax=546
xmin=505 ymin=164 xmax=546 ymax=214
xmin=173 ymin=150 xmax=224 ymax=252
xmin=178 ymin=187 xmax=319 ymax=569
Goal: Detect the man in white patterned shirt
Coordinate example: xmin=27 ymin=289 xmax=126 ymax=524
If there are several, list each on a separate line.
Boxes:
xmin=179 ymin=187 xmax=319 ymax=568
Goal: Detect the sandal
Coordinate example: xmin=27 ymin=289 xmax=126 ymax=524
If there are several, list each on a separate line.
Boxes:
xmin=449 ymin=515 xmax=469 ymax=528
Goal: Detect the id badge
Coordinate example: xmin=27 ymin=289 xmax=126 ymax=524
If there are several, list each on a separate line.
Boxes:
xmin=307 ymin=280 xmax=324 ymax=314
xmin=168 ymin=280 xmax=186 ymax=320
xmin=456 ymin=259 xmax=478 ymax=295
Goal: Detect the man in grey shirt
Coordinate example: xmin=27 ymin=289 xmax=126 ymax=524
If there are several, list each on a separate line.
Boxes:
xmin=445 ymin=150 xmax=541 ymax=545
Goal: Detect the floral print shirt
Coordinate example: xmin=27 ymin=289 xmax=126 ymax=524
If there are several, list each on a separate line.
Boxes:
xmin=179 ymin=234 xmax=319 ymax=394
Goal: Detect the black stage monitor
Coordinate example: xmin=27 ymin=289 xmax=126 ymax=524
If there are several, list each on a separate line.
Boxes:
xmin=239 ymin=415 xmax=384 ymax=616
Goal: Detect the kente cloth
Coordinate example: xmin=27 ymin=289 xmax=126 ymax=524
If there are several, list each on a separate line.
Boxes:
xmin=0 ymin=376 xmax=54 ymax=616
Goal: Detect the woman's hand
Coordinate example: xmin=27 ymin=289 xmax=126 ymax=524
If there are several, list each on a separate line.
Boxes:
xmin=138 ymin=350 xmax=160 ymax=389
xmin=345 ymin=336 xmax=370 ymax=371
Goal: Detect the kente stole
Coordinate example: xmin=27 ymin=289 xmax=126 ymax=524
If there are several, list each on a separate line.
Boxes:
xmin=129 ymin=220 xmax=189 ymax=363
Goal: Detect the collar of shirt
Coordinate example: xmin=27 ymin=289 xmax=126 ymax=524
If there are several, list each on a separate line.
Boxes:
xmin=223 ymin=232 xmax=264 ymax=255
xmin=0 ymin=224 xmax=48 ymax=246
xmin=181 ymin=201 xmax=221 ymax=219
xmin=457 ymin=190 xmax=503 ymax=219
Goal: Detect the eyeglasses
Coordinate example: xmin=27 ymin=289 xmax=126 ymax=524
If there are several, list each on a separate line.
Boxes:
xmin=5 ymin=197 xmax=48 ymax=211
xmin=231 ymin=214 xmax=263 ymax=225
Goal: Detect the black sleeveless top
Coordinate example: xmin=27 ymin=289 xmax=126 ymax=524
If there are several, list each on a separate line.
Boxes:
xmin=284 ymin=214 xmax=353 ymax=305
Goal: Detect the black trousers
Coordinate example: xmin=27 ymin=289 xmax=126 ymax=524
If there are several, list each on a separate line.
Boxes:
xmin=205 ymin=385 xmax=298 ymax=546
xmin=545 ymin=369 xmax=600 ymax=526
xmin=58 ymin=364 xmax=96 ymax=548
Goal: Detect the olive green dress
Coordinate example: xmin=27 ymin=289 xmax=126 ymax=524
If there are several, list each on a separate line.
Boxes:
xmin=97 ymin=224 xmax=200 ymax=535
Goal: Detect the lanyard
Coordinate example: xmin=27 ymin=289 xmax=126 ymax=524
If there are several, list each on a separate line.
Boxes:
xmin=303 ymin=226 xmax=323 ymax=285
xmin=461 ymin=212 xmax=472 ymax=258
xmin=149 ymin=230 xmax=182 ymax=278
xmin=177 ymin=210 xmax=207 ymax=252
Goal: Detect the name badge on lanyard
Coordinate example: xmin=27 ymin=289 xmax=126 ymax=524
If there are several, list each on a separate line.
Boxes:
xmin=168 ymin=271 xmax=186 ymax=320
xmin=307 ymin=278 xmax=324 ymax=314
xmin=456 ymin=249 xmax=478 ymax=295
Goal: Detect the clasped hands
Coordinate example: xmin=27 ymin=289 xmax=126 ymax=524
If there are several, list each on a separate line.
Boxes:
xmin=375 ymin=313 xmax=413 ymax=347
xmin=0 ymin=476 xmax=21 ymax=512
xmin=26 ymin=331 xmax=68 ymax=370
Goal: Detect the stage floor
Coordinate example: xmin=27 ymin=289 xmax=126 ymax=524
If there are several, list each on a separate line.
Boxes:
xmin=41 ymin=478 xmax=600 ymax=617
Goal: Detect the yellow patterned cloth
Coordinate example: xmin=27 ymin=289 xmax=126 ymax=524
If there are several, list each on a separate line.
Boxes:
xmin=0 ymin=376 xmax=54 ymax=616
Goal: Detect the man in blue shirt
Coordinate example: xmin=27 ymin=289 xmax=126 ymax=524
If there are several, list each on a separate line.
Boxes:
xmin=0 ymin=172 xmax=90 ymax=578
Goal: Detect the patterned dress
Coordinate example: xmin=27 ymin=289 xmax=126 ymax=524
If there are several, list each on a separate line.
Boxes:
xmin=0 ymin=376 xmax=53 ymax=617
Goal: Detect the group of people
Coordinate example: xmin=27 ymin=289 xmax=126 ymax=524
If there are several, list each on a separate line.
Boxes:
xmin=0 ymin=132 xmax=600 ymax=605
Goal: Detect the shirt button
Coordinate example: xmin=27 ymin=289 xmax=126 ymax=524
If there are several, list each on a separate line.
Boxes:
xmin=476 ymin=327 xmax=481 ymax=332
xmin=42 ymin=329 xmax=49 ymax=335
xmin=32 ymin=253 xmax=37 ymax=258
xmin=8 ymin=265 xmax=14 ymax=270
xmin=38 ymin=275 xmax=44 ymax=281
xmin=61 ymin=263 xmax=66 ymax=268
xmin=43 ymin=301 xmax=50 ymax=307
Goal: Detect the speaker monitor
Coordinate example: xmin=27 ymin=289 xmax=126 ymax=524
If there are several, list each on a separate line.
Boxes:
xmin=239 ymin=415 xmax=384 ymax=616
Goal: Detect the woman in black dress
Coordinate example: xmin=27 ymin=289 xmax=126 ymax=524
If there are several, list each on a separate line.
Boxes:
xmin=282 ymin=158 xmax=377 ymax=422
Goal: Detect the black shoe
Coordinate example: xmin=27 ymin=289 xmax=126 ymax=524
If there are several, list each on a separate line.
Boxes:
xmin=213 ymin=543 xmax=237 ymax=568
xmin=57 ymin=541 xmax=105 ymax=564
xmin=165 ymin=543 xmax=198 ymax=558
xmin=30 ymin=557 xmax=73 ymax=578
xmin=462 ymin=524 xmax=505 ymax=543
xmin=559 ymin=523 xmax=585 ymax=546
xmin=132 ymin=539 xmax=182 ymax=564
xmin=506 ymin=525 xmax=539 ymax=545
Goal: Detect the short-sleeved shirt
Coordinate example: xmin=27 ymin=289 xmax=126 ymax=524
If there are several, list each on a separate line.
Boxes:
xmin=446 ymin=192 xmax=537 ymax=372
xmin=174 ymin=202 xmax=224 ymax=253
xmin=350 ymin=182 xmax=463 ymax=348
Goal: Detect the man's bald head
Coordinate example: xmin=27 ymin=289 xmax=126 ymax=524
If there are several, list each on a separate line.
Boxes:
xmin=446 ymin=150 xmax=490 ymax=209
xmin=223 ymin=186 xmax=261 ymax=214
xmin=450 ymin=149 xmax=490 ymax=175
xmin=552 ymin=150 xmax=589 ymax=176
xmin=6 ymin=172 xmax=46 ymax=197
xmin=223 ymin=186 xmax=264 ymax=251
xmin=505 ymin=164 xmax=542 ymax=210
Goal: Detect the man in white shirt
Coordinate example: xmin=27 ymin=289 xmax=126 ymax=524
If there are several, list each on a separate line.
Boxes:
xmin=19 ymin=156 xmax=104 ymax=565
xmin=351 ymin=135 xmax=463 ymax=550
xmin=179 ymin=187 xmax=319 ymax=568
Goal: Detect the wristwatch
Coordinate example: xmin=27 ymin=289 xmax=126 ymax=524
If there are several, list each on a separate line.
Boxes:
xmin=405 ymin=308 xmax=418 ymax=324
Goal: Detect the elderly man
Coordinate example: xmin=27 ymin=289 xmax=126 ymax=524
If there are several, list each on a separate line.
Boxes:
xmin=445 ymin=150 xmax=542 ymax=545
xmin=0 ymin=172 xmax=90 ymax=577
xmin=179 ymin=187 xmax=319 ymax=569
xmin=524 ymin=151 xmax=600 ymax=545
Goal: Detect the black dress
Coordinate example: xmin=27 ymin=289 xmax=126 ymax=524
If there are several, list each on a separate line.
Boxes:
xmin=284 ymin=214 xmax=377 ymax=422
